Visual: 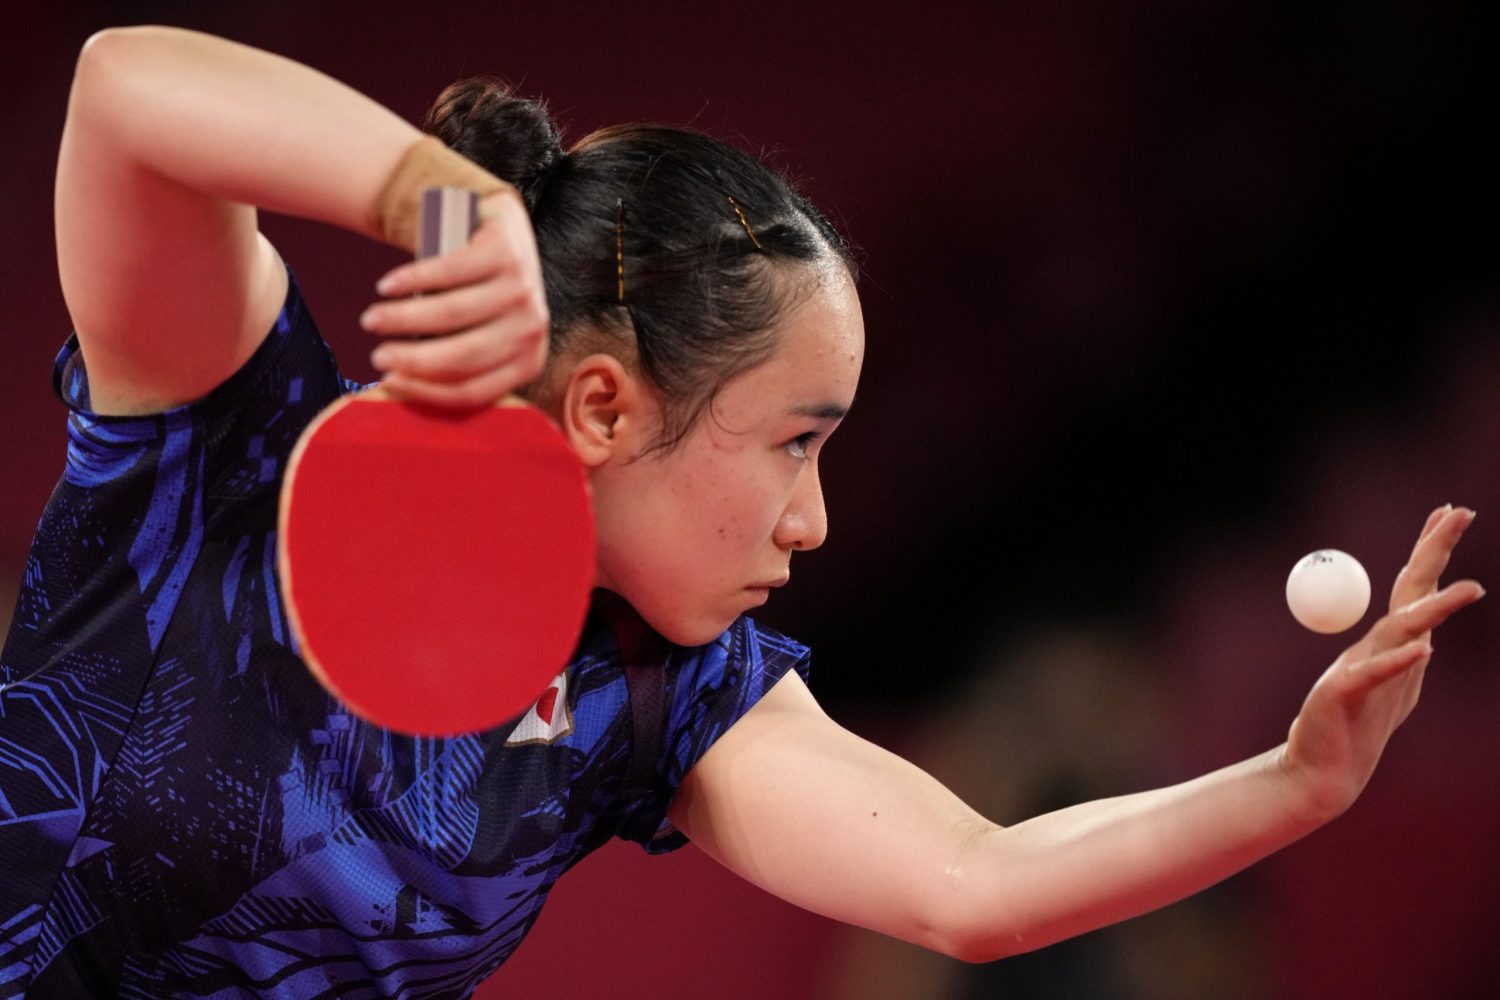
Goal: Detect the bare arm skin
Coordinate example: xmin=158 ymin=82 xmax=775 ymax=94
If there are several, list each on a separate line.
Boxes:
xmin=56 ymin=26 xmax=544 ymax=415
xmin=670 ymin=506 xmax=1483 ymax=961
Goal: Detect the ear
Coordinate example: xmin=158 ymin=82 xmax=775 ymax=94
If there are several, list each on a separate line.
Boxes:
xmin=556 ymin=353 xmax=653 ymax=468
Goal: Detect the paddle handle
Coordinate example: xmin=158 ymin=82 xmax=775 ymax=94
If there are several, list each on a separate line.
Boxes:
xmin=420 ymin=187 xmax=480 ymax=258
xmin=401 ymin=187 xmax=528 ymax=411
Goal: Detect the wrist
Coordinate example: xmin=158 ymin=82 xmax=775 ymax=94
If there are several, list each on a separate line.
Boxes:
xmin=371 ymin=136 xmax=514 ymax=253
xmin=1272 ymin=740 xmax=1360 ymax=827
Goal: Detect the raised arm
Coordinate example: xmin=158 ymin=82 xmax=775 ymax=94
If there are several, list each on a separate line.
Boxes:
xmin=669 ymin=505 xmax=1482 ymax=961
xmin=57 ymin=26 xmax=545 ymax=415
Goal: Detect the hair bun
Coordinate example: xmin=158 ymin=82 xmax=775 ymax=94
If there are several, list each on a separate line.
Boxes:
xmin=422 ymin=77 xmax=564 ymax=208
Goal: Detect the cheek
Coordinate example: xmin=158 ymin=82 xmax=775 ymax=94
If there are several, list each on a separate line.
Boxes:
xmin=592 ymin=445 xmax=786 ymax=587
xmin=690 ymin=463 xmax=783 ymax=551
xmin=591 ymin=462 xmax=723 ymax=577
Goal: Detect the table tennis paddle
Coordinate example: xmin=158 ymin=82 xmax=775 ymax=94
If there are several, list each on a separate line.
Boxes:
xmin=277 ymin=186 xmax=594 ymax=736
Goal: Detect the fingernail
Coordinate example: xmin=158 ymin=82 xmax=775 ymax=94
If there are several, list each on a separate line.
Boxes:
xmin=360 ymin=308 xmax=381 ymax=331
xmin=376 ymin=275 xmax=397 ymax=296
xmin=371 ymin=347 xmax=391 ymax=370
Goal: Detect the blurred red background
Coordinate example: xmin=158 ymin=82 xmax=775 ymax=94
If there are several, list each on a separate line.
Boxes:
xmin=2 ymin=2 xmax=1497 ymax=997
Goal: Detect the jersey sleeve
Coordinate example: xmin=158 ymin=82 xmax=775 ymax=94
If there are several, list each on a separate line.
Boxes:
xmin=616 ymin=615 xmax=812 ymax=853
xmin=5 ymin=267 xmax=347 ymax=685
xmin=0 ymin=268 xmax=361 ymax=987
xmin=50 ymin=267 xmax=349 ymax=494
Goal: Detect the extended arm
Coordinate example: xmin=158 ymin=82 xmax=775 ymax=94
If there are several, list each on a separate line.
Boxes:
xmin=57 ymin=27 xmax=544 ymax=414
xmin=669 ymin=506 xmax=1482 ymax=961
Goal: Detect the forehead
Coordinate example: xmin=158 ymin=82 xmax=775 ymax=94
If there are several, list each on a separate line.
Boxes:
xmin=750 ymin=267 xmax=865 ymax=401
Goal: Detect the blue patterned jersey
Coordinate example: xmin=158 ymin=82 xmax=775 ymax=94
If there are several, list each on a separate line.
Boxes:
xmin=0 ymin=272 xmax=810 ymax=998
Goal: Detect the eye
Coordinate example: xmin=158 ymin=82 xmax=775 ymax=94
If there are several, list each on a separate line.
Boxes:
xmin=785 ymin=431 xmax=822 ymax=460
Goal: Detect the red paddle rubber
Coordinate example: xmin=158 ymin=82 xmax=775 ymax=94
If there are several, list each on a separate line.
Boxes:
xmin=279 ymin=396 xmax=594 ymax=736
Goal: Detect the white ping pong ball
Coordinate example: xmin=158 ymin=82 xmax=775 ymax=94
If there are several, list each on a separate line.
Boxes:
xmin=1286 ymin=549 xmax=1371 ymax=634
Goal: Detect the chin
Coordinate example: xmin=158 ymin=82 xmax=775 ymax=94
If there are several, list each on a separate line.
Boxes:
xmin=656 ymin=619 xmax=731 ymax=648
xmin=644 ymin=606 xmax=739 ymax=648
xmin=600 ymin=582 xmax=739 ymax=647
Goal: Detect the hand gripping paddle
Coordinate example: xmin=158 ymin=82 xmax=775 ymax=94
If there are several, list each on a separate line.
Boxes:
xmin=277 ymin=187 xmax=594 ymax=736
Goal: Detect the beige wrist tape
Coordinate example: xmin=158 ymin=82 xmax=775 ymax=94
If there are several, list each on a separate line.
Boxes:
xmin=371 ymin=136 xmax=514 ymax=252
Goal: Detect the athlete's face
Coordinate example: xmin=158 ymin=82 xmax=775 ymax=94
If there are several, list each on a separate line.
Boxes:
xmin=591 ymin=267 xmax=864 ymax=645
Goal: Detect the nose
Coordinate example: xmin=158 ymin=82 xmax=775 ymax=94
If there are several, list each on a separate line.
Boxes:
xmin=774 ymin=463 xmax=828 ymax=552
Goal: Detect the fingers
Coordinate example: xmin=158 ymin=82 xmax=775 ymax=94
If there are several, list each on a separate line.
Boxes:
xmin=1373 ymin=578 xmax=1486 ymax=649
xmin=1346 ymin=637 xmax=1431 ymax=686
xmin=381 ymin=359 xmax=542 ymax=409
xmin=375 ymin=190 xmax=536 ymax=300
xmin=374 ymin=249 xmax=508 ymax=301
xmin=359 ymin=192 xmax=549 ymax=410
xmin=371 ymin=315 xmax=547 ymax=384
xmin=1389 ymin=506 xmax=1476 ymax=611
xmin=361 ymin=269 xmax=545 ymax=338
xmin=373 ymin=300 xmax=549 ymax=407
xmin=1417 ymin=504 xmax=1450 ymax=542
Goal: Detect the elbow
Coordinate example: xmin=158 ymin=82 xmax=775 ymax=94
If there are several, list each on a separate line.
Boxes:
xmin=70 ymin=28 xmax=136 ymax=123
xmin=71 ymin=26 xmax=172 ymax=117
xmin=915 ymin=854 xmax=1031 ymax=965
xmin=78 ymin=24 xmax=175 ymax=56
xmin=933 ymin=934 xmax=1004 ymax=966
xmin=75 ymin=26 xmax=146 ymax=81
xmin=912 ymin=820 xmax=1066 ymax=966
xmin=927 ymin=898 xmax=1054 ymax=964
xmin=927 ymin=920 xmax=1025 ymax=966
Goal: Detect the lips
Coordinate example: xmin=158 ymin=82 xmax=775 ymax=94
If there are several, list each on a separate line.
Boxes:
xmin=744 ymin=575 xmax=787 ymax=608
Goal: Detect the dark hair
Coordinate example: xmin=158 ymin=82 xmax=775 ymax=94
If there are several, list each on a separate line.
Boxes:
xmin=423 ymin=77 xmax=855 ymax=452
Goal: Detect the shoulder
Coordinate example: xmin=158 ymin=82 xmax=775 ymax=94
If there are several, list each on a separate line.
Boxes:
xmin=670 ymin=615 xmax=811 ymax=709
xmin=55 ymin=264 xmax=349 ymax=427
xmin=44 ymin=264 xmax=360 ymax=522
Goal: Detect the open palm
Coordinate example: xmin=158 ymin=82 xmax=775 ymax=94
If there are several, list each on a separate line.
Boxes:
xmin=1284 ymin=505 xmax=1483 ymax=815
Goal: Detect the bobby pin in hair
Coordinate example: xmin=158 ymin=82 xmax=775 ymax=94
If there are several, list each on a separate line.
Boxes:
xmin=726 ymin=195 xmax=763 ymax=250
xmin=615 ymin=198 xmax=626 ymax=302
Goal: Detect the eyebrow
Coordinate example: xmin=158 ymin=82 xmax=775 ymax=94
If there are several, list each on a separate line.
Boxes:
xmin=791 ymin=402 xmax=851 ymax=421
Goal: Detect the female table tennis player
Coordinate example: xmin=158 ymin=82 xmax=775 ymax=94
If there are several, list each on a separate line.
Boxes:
xmin=0 ymin=25 xmax=1483 ymax=998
